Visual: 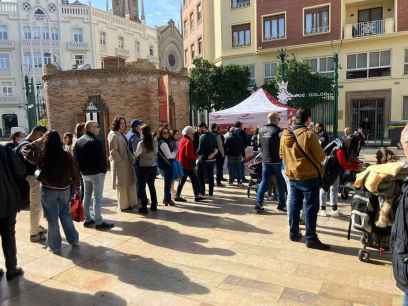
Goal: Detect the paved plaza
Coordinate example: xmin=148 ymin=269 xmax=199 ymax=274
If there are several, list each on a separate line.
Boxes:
xmin=0 ymin=173 xmax=403 ymax=306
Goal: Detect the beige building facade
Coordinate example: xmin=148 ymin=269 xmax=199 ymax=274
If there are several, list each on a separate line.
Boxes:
xmin=188 ymin=0 xmax=408 ymax=138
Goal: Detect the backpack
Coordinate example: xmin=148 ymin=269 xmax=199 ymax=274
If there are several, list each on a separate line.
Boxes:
xmin=14 ymin=140 xmax=35 ymax=176
xmin=320 ymin=139 xmax=343 ymax=192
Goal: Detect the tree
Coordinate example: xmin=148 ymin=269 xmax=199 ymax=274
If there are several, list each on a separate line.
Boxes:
xmin=189 ymin=58 xmax=251 ymax=112
xmin=189 ymin=58 xmax=216 ymax=112
xmin=263 ymin=56 xmax=334 ymax=109
xmin=213 ymin=64 xmax=250 ymax=109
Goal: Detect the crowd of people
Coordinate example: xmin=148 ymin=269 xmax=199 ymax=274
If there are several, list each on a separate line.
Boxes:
xmin=3 ymin=108 xmax=408 ymax=306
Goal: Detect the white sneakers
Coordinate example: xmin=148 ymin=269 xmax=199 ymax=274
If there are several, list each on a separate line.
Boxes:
xmin=319 ymin=209 xmax=345 ymax=217
xmin=319 ymin=210 xmax=328 ymax=217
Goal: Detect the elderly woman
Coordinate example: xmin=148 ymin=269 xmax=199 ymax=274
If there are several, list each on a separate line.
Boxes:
xmin=175 ymin=126 xmax=204 ymax=202
xmin=107 ymin=116 xmax=137 ymax=212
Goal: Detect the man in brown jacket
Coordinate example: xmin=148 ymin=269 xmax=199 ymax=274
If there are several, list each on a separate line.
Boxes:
xmin=280 ymin=108 xmax=329 ymax=250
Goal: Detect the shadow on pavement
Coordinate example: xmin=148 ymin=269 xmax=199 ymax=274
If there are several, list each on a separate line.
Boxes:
xmin=145 ymin=210 xmax=271 ymax=234
xmin=1 ymin=277 xmax=127 ymax=306
xmin=110 ymin=220 xmax=235 ymax=256
xmin=62 ymin=242 xmax=210 ymax=296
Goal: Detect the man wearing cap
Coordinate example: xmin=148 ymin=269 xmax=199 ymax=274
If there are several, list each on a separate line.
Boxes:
xmin=127 ymin=119 xmax=143 ymax=154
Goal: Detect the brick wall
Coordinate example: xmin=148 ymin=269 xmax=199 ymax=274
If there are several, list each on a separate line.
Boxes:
xmin=398 ymin=0 xmax=408 ymax=31
xmin=43 ymin=64 xmax=189 ymax=137
xmin=257 ymin=0 xmax=341 ymax=49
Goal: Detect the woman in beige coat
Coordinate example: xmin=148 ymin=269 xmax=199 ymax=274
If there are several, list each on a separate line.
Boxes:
xmin=107 ymin=116 xmax=137 ymax=211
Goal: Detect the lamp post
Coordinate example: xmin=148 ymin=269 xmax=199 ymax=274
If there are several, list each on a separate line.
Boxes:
xmin=277 ymin=48 xmax=287 ymax=82
xmin=25 ymin=76 xmax=37 ymax=130
xmin=333 ymin=53 xmax=339 ymax=137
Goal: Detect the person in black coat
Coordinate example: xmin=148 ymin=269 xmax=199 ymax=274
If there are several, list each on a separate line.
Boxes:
xmin=224 ymin=128 xmax=245 ymax=185
xmin=0 ymin=145 xmax=25 ymax=281
xmin=315 ymin=122 xmax=330 ymax=150
xmin=391 ymin=124 xmax=408 ymax=305
xmin=234 ymin=121 xmax=249 ymax=182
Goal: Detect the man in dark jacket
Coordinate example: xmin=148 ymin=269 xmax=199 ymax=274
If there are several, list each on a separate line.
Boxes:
xmin=255 ymin=112 xmax=287 ymax=213
xmin=234 ymin=121 xmax=249 ymax=182
xmin=0 ymin=145 xmax=25 ymax=281
xmin=197 ymin=123 xmax=218 ymax=196
xmin=224 ymin=128 xmax=245 ymax=185
xmin=315 ymin=122 xmax=330 ymax=150
xmin=211 ymin=123 xmax=226 ymax=186
xmin=74 ymin=121 xmax=113 ymax=230
xmin=15 ymin=125 xmax=47 ymax=243
xmin=391 ymin=124 xmax=408 ymax=304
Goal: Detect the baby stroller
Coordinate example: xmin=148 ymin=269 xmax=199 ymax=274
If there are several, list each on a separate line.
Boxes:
xmin=247 ymin=153 xmax=262 ymax=198
xmin=348 ymin=189 xmax=393 ymax=262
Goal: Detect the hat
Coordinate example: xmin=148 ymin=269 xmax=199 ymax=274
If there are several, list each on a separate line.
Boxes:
xmin=131 ymin=119 xmax=143 ymax=128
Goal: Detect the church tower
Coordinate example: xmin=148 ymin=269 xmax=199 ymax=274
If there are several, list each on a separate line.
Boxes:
xmin=112 ymin=0 xmax=140 ymax=22
xmin=112 ymin=0 xmax=126 ymax=17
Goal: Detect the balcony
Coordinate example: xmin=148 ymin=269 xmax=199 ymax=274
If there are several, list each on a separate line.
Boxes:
xmin=23 ymin=40 xmax=59 ymax=48
xmin=0 ymin=2 xmax=17 ymax=16
xmin=343 ymin=0 xmax=395 ymax=39
xmin=0 ymin=96 xmax=18 ymax=104
xmin=0 ymin=40 xmax=15 ymax=50
xmin=66 ymin=41 xmax=88 ymax=51
xmin=61 ymin=5 xmax=89 ymax=17
xmin=344 ymin=18 xmax=394 ymax=39
xmin=115 ymin=48 xmax=129 ymax=58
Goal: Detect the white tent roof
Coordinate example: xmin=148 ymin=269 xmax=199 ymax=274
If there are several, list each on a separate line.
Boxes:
xmin=209 ymin=88 xmax=293 ymax=127
xmin=211 ymin=88 xmax=288 ymax=115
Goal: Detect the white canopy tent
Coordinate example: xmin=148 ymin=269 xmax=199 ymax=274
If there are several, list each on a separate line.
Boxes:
xmin=209 ymin=88 xmax=296 ymax=128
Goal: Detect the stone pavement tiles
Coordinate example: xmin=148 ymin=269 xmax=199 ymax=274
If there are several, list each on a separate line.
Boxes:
xmin=0 ymin=173 xmax=403 ymax=306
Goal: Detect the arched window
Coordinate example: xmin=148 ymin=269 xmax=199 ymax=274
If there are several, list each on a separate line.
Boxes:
xmin=149 ymin=46 xmax=154 ymax=57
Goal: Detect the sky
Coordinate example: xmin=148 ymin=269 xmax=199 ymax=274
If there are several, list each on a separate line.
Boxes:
xmin=90 ymin=0 xmax=182 ymax=28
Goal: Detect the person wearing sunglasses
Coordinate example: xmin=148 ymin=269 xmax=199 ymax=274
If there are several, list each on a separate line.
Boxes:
xmin=74 ymin=121 xmax=114 ymax=230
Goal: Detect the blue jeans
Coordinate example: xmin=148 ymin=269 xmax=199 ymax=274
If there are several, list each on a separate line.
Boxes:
xmin=82 ymin=173 xmax=105 ymax=225
xmin=228 ymin=157 xmax=242 ymax=183
xmin=256 ymin=163 xmax=286 ymax=209
xmin=161 ymin=166 xmax=173 ymax=202
xmin=404 ymin=293 xmax=408 ymax=306
xmin=41 ymin=187 xmax=79 ymax=253
xmin=289 ymin=178 xmax=320 ymax=242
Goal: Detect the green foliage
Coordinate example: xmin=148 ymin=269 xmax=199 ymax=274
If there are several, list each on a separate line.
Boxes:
xmin=213 ymin=65 xmax=250 ymax=109
xmin=262 ymin=81 xmax=279 ymax=98
xmin=37 ymin=119 xmax=48 ymax=128
xmin=263 ymin=55 xmax=334 ymax=109
xmin=189 ymin=58 xmax=250 ymax=111
xmin=189 ymin=58 xmax=216 ymax=111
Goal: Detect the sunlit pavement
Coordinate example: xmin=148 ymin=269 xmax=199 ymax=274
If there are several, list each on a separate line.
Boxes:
xmin=0 ymin=172 xmax=403 ymax=306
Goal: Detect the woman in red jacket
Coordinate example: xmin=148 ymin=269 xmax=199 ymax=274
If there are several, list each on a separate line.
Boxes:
xmin=174 ymin=126 xmax=204 ymax=202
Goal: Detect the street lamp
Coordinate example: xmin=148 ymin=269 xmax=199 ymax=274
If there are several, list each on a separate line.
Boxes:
xmin=277 ymin=48 xmax=287 ymax=82
xmin=333 ymin=53 xmax=339 ymax=137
